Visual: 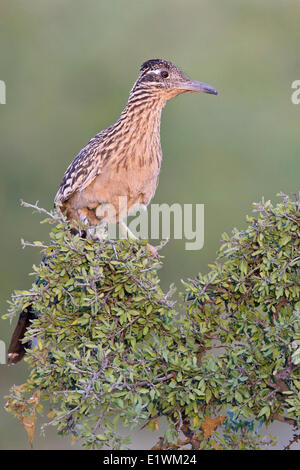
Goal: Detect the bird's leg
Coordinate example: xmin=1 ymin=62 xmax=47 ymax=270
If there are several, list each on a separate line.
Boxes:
xmin=86 ymin=226 xmax=97 ymax=239
xmin=118 ymin=221 xmax=159 ymax=258
xmin=118 ymin=221 xmax=138 ymax=241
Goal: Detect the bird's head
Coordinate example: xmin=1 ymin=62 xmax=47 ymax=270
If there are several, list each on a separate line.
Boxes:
xmin=133 ymin=59 xmax=218 ymax=101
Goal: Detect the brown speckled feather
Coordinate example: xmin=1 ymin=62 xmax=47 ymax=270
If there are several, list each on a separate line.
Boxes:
xmin=54 ymin=132 xmax=108 ymax=205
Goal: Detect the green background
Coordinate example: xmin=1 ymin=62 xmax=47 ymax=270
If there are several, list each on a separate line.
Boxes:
xmin=1 ymin=0 xmax=299 ymax=449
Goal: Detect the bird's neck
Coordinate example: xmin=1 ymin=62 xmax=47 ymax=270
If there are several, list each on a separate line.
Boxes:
xmin=104 ymin=92 xmax=166 ymax=168
xmin=121 ymin=92 xmax=165 ymax=137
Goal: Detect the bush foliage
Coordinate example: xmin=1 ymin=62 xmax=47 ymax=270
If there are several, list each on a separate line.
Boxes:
xmin=3 ymin=194 xmax=300 ymax=449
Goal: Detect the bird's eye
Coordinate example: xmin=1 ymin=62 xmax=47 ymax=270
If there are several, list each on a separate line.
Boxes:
xmin=161 ymin=70 xmax=169 ymax=79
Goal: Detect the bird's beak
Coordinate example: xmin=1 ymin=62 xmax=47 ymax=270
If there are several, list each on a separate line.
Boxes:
xmin=176 ymin=79 xmax=218 ymax=95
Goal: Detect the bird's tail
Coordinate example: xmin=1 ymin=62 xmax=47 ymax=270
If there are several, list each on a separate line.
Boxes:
xmin=7 ymin=231 xmax=83 ymax=365
xmin=7 ymin=305 xmax=36 ymax=364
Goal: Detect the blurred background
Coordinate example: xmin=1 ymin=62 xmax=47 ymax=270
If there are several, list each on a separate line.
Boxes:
xmin=0 ymin=0 xmax=299 ymax=449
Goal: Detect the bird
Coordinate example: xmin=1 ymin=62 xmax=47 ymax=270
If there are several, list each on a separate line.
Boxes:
xmin=8 ymin=59 xmax=218 ymax=364
xmin=54 ymin=58 xmax=218 ymax=241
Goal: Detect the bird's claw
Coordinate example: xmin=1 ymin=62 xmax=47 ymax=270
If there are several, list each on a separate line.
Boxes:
xmin=147 ymin=243 xmax=159 ymax=258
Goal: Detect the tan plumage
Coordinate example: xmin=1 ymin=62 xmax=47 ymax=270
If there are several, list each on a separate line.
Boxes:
xmin=8 ymin=59 xmax=217 ymax=364
xmin=54 ymin=59 xmax=217 ymax=228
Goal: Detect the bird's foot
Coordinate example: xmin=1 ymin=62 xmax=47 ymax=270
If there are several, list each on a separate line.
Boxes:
xmin=87 ymin=224 xmax=108 ymax=241
xmin=147 ymin=243 xmax=159 ymax=258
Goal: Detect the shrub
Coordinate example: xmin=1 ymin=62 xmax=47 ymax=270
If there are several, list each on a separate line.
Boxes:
xmin=3 ymin=194 xmax=300 ymax=449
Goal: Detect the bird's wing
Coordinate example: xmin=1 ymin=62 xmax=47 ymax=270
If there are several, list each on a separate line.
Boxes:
xmin=54 ymin=133 xmax=107 ymax=206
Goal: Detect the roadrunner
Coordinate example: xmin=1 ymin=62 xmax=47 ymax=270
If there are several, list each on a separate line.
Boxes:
xmin=8 ymin=59 xmax=218 ymax=363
